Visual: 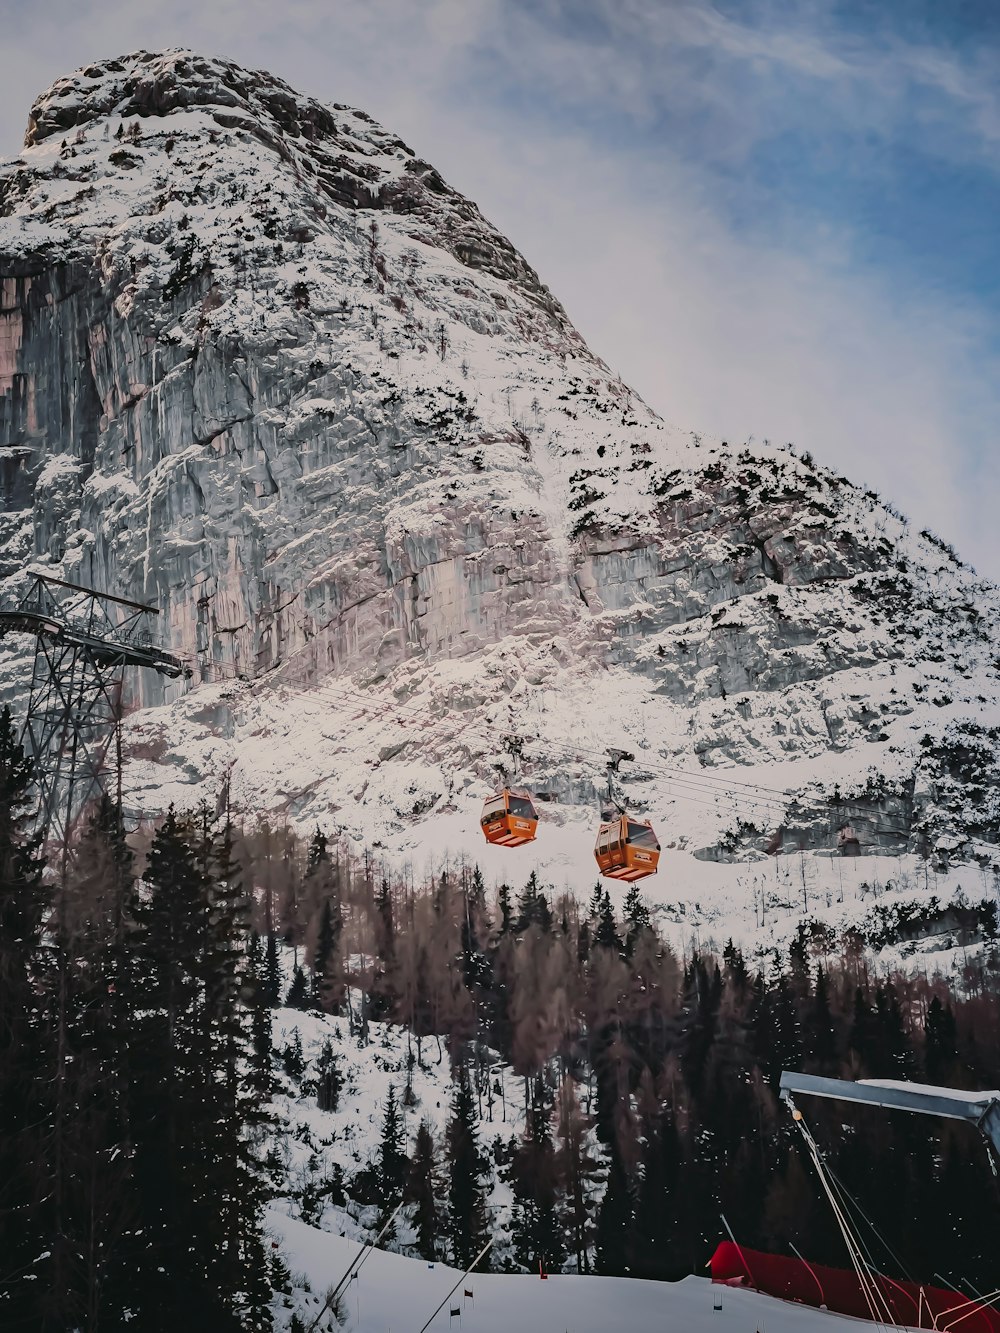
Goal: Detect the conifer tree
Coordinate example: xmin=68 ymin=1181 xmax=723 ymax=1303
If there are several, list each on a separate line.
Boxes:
xmin=925 ymin=995 xmax=958 ymax=1082
xmin=129 ymin=807 xmax=213 ymax=1323
xmin=555 ymin=1075 xmax=599 ymax=1272
xmin=263 ymin=929 xmax=282 ymax=1006
xmin=246 ymin=932 xmax=275 ymax=1099
xmin=47 ymin=796 xmax=138 ymax=1328
xmin=849 ymin=984 xmax=876 ymax=1071
xmin=631 ymin=1102 xmax=681 ymax=1280
xmin=405 ymin=1119 xmax=441 ymax=1261
xmin=497 ymin=882 xmax=514 ymax=934
xmin=282 ymin=1028 xmax=305 ymax=1080
xmin=129 ymin=808 xmax=272 ymax=1329
xmin=461 ymin=865 xmax=493 ymax=997
xmin=378 ymin=1084 xmax=408 ymax=1232
xmin=0 ymin=707 xmax=51 ymax=1324
xmin=286 ymin=963 xmax=310 ymax=1009
xmin=587 ymin=882 xmax=604 ymax=918
xmin=314 ymin=1038 xmax=341 ymax=1111
xmin=593 ymin=891 xmax=621 ymax=953
xmin=516 ymin=870 xmax=552 ymax=933
xmin=202 ymin=815 xmax=273 ymax=1328
xmin=446 ymin=1063 xmax=490 ymax=1268
xmin=594 ymin=1141 xmax=632 ymax=1276
xmin=807 ymin=963 xmax=838 ymax=1071
xmin=722 ymin=939 xmax=751 ymax=994
xmin=312 ymin=897 xmax=344 ymax=1012
xmin=509 ymin=1075 xmax=565 ymax=1273
xmin=623 ymin=884 xmax=651 ymax=956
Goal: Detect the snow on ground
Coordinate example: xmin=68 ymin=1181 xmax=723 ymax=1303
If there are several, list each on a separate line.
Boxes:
xmin=267 ymin=1208 xmax=927 ymax=1333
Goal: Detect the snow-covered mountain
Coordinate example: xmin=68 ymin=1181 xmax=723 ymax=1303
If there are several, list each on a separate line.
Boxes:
xmin=2 ymin=49 xmax=999 ymax=946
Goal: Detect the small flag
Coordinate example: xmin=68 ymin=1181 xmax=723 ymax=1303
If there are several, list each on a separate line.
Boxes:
xmin=464 ymin=1289 xmax=474 ymax=1299
xmin=450 ymin=1307 xmax=461 ymax=1319
xmin=539 ymin=1260 xmax=548 ymax=1280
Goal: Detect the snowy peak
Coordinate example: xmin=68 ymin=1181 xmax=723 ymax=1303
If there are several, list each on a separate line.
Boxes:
xmin=18 ymin=49 xmax=566 ymax=316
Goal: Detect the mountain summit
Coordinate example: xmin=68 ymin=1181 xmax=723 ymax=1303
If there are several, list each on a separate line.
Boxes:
xmin=2 ymin=50 xmax=999 ymax=944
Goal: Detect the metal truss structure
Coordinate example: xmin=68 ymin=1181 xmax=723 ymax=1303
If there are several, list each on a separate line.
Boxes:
xmin=780 ymin=1069 xmax=1000 ymax=1165
xmin=0 ymin=573 xmax=189 ymax=848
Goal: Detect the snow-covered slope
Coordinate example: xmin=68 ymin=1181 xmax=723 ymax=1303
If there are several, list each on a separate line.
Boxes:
xmin=2 ymin=50 xmax=1000 ymax=944
xmin=268 ymin=1210 xmax=927 ymax=1333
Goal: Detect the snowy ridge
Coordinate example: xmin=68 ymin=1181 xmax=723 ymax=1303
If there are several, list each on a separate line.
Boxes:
xmin=1 ymin=51 xmax=1000 ymax=952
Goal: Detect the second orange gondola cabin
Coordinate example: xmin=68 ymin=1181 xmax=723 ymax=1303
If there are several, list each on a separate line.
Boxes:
xmin=481 ymin=787 xmax=538 ymax=847
xmin=594 ymin=812 xmax=660 ymax=881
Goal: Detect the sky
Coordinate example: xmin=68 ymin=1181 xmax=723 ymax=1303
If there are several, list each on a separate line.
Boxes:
xmin=2 ymin=0 xmax=999 ymax=576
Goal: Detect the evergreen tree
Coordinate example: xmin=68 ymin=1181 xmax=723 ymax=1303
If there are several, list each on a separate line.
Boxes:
xmin=378 ymin=1085 xmax=408 ymax=1231
xmin=594 ymin=1141 xmax=632 ymax=1276
xmin=246 ymin=932 xmax=275 ymax=1100
xmin=722 ymin=939 xmax=751 ymax=994
xmin=849 ymin=985 xmax=875 ymax=1071
xmin=129 ymin=808 xmax=272 ymax=1329
xmin=312 ymin=898 xmax=344 ymax=1012
xmin=446 ymin=1064 xmax=490 ymax=1268
xmin=129 ymin=807 xmax=214 ymax=1324
xmin=554 ymin=1075 xmax=600 ymax=1273
xmin=314 ymin=1038 xmax=341 ymax=1111
xmin=497 ymin=882 xmax=514 ymax=934
xmin=807 ymin=964 xmax=838 ymax=1071
xmin=0 ymin=708 xmax=51 ymax=1325
xmin=405 ymin=1119 xmax=441 ymax=1262
xmin=286 ymin=964 xmax=310 ymax=1009
xmin=372 ymin=876 xmax=397 ymax=1016
xmin=587 ymin=882 xmax=604 ymax=919
xmin=461 ymin=866 xmax=493 ymax=998
xmin=200 ymin=815 xmax=273 ymax=1327
xmin=509 ymin=1075 xmax=565 ymax=1272
xmin=770 ymin=972 xmax=802 ymax=1087
xmin=623 ymin=884 xmax=651 ymax=956
xmin=678 ymin=956 xmax=722 ymax=1096
xmin=516 ymin=871 xmax=552 ymax=933
xmin=307 ymin=826 xmax=329 ymax=872
xmin=263 ymin=930 xmax=281 ymax=1006
xmin=46 ymin=796 xmax=138 ymax=1328
xmin=282 ymin=1028 xmax=305 ymax=1081
xmin=630 ymin=1103 xmax=682 ymax=1280
xmin=925 ymin=996 xmax=958 ymax=1083
xmin=593 ymin=891 xmax=621 ymax=954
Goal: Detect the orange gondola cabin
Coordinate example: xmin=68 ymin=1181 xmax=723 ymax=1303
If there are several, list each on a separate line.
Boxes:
xmin=481 ymin=787 xmax=538 ymax=847
xmin=594 ymin=812 xmax=660 ymax=881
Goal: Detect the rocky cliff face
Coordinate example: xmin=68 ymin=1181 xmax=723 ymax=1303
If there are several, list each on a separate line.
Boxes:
xmin=2 ymin=50 xmax=999 ymax=888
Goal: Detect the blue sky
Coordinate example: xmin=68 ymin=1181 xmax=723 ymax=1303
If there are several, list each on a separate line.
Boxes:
xmin=1 ymin=0 xmax=998 ymax=575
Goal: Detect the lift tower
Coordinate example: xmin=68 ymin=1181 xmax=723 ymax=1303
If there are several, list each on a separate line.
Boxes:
xmin=0 ymin=573 xmax=188 ymax=846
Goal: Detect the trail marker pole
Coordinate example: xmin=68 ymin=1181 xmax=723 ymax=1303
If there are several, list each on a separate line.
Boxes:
xmin=416 ymin=1240 xmax=494 ymax=1333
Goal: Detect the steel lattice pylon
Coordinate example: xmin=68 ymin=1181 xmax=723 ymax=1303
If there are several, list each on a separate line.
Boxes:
xmin=0 ymin=573 xmax=189 ymax=847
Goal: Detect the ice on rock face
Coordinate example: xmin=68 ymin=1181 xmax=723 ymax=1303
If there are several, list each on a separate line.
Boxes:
xmin=2 ymin=48 xmax=1000 ymax=907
